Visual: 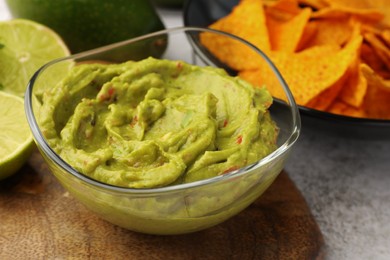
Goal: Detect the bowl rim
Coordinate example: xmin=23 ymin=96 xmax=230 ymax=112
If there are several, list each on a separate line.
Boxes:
xmin=25 ymin=26 xmax=301 ymax=194
xmin=299 ymin=105 xmax=390 ymax=125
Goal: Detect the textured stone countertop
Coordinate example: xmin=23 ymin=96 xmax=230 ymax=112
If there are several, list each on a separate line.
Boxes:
xmin=286 ymin=126 xmax=390 ymax=259
xmin=2 ymin=3 xmax=390 ymax=259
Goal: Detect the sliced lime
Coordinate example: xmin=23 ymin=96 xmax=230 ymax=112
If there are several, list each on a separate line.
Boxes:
xmin=0 ymin=19 xmax=70 ymax=97
xmin=0 ymin=91 xmax=34 ymax=180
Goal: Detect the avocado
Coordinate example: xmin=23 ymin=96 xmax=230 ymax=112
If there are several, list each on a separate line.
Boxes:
xmin=5 ymin=0 xmax=167 ymax=59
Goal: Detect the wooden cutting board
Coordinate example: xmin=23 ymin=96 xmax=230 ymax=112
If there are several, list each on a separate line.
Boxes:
xmin=0 ymin=149 xmax=324 ymax=259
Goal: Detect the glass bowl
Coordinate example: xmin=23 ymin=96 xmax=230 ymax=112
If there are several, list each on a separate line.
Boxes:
xmin=25 ymin=27 xmax=300 ymax=235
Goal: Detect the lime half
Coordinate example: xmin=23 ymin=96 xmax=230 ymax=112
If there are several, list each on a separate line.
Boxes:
xmin=0 ymin=91 xmax=34 ymax=180
xmin=0 ymin=19 xmax=70 ymax=97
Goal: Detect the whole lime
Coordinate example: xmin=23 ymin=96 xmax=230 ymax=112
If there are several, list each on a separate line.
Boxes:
xmin=5 ymin=0 xmax=166 ymax=55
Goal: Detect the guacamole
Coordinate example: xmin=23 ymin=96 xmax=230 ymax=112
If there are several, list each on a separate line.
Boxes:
xmin=40 ymin=57 xmax=278 ymax=188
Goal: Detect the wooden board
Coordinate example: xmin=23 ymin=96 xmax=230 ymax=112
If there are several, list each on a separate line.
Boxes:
xmin=0 ymin=150 xmax=324 ymax=259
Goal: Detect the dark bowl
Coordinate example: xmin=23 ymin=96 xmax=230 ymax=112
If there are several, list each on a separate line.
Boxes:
xmin=183 ymin=0 xmax=390 ymax=140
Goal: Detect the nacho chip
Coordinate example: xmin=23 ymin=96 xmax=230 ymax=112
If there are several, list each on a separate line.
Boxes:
xmin=361 ymin=63 xmax=390 ymax=92
xmin=381 ymin=30 xmax=390 ymax=46
xmin=296 ymin=21 xmax=318 ymax=51
xmin=240 ymin=35 xmax=362 ymax=105
xmin=302 ymin=17 xmax=353 ymax=48
xmin=338 ymin=59 xmax=368 ymax=107
xmin=323 ymin=0 xmax=390 ymax=25
xmin=239 ymin=68 xmax=282 ymax=101
xmin=363 ymin=32 xmax=390 ymax=69
xmin=265 ymin=6 xmax=312 ymax=52
xmin=311 ymin=7 xmax=384 ymax=23
xmin=262 ymin=0 xmax=279 ymax=4
xmin=360 ymin=64 xmax=390 ymax=119
xmin=361 ymin=22 xmax=383 ymax=36
xmin=265 ymin=0 xmax=301 ymax=15
xmin=360 ymin=43 xmax=387 ymax=73
xmin=305 ymin=68 xmax=350 ymax=110
xmin=324 ymin=0 xmax=372 ymax=9
xmin=201 ymin=0 xmax=270 ymax=71
xmin=297 ymin=0 xmax=329 ymax=10
xmin=327 ymin=99 xmax=366 ymax=118
xmin=377 ymin=69 xmax=390 ymax=80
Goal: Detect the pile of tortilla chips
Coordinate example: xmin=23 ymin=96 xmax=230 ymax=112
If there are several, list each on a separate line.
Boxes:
xmin=200 ymin=0 xmax=390 ymax=120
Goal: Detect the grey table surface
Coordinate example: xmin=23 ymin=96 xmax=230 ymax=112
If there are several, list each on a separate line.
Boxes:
xmin=1 ymin=3 xmax=390 ymax=259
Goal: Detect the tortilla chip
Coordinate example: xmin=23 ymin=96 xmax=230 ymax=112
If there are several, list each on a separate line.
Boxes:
xmin=239 ymin=68 xmax=281 ymax=100
xmin=377 ymin=3 xmax=390 ymax=26
xmin=324 ymin=0 xmax=372 ymax=9
xmin=323 ymin=0 xmax=390 ymax=25
xmin=377 ymin=70 xmax=390 ymax=80
xmin=360 ymin=43 xmax=387 ymax=72
xmin=296 ymin=21 xmax=318 ymax=51
xmin=265 ymin=0 xmax=301 ymax=15
xmin=262 ymin=0 xmax=279 ymax=5
xmin=201 ymin=0 xmax=270 ymax=71
xmin=361 ymin=22 xmax=383 ymax=35
xmin=311 ymin=6 xmax=384 ymax=23
xmin=363 ymin=32 xmax=390 ymax=69
xmin=327 ymin=99 xmax=366 ymax=118
xmin=361 ymin=64 xmax=390 ymax=92
xmin=297 ymin=0 xmax=329 ymax=10
xmin=265 ymin=6 xmax=312 ymax=52
xmin=239 ymin=35 xmax=361 ymax=105
xmin=338 ymin=59 xmax=368 ymax=107
xmin=360 ymin=64 xmax=390 ymax=119
xmin=381 ymin=30 xmax=390 ymax=46
xmin=302 ymin=17 xmax=353 ymax=48
xmin=306 ymin=67 xmax=350 ymax=110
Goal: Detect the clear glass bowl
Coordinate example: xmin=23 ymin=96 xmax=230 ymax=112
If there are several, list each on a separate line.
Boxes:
xmin=25 ymin=27 xmax=300 ymax=235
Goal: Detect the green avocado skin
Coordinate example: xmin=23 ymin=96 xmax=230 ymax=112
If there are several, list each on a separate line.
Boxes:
xmin=5 ymin=0 xmax=166 ymax=54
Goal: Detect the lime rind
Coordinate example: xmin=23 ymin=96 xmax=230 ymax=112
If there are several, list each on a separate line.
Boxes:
xmin=0 ymin=91 xmax=34 ymax=180
xmin=0 ymin=134 xmax=34 ymax=180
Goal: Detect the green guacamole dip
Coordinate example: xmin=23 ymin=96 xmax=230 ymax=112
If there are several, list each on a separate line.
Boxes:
xmin=40 ymin=57 xmax=278 ymax=188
